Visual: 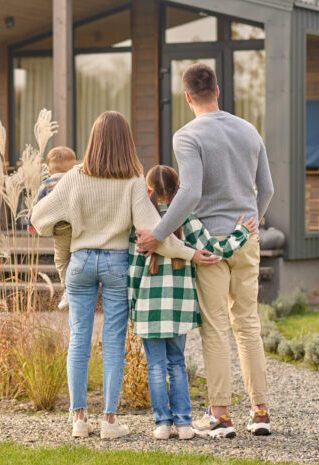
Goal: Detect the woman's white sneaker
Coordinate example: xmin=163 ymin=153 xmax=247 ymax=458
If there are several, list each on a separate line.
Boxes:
xmin=72 ymin=418 xmax=94 ymax=438
xmin=100 ymin=417 xmax=129 ymax=439
xmin=177 ymin=425 xmax=195 ymax=440
xmin=153 ymin=424 xmax=172 ymax=440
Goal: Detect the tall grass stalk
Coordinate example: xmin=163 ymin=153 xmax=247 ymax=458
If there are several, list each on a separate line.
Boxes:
xmin=0 ymin=109 xmax=57 ymax=313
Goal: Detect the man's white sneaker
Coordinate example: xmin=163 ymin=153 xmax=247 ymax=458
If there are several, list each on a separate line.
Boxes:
xmin=153 ymin=424 xmax=172 ymax=440
xmin=72 ymin=418 xmax=94 ymax=438
xmin=58 ymin=291 xmax=69 ymax=310
xmin=193 ymin=409 xmax=236 ymax=439
xmin=247 ymin=409 xmax=271 ymax=436
xmin=100 ymin=417 xmax=129 ymax=439
xmin=177 ymin=425 xmax=195 ymax=440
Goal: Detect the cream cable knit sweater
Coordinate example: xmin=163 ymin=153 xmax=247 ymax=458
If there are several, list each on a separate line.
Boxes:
xmin=31 ymin=166 xmax=195 ymax=262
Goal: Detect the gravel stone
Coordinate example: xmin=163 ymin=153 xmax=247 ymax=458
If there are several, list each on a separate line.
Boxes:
xmin=0 ymin=329 xmax=318 ymax=464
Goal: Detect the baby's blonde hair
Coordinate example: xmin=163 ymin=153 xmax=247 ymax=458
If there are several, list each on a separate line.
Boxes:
xmin=47 ymin=146 xmax=76 ymax=175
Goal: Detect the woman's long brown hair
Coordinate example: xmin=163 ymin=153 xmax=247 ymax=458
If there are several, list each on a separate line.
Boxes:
xmin=82 ymin=111 xmax=143 ymax=178
xmin=146 ymin=165 xmax=186 ymax=275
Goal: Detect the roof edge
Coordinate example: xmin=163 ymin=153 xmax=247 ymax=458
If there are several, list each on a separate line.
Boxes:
xmin=243 ymin=0 xmax=294 ymax=11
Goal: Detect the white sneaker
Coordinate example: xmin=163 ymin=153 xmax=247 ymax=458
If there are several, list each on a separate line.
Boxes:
xmin=177 ymin=425 xmax=195 ymax=440
xmin=100 ymin=417 xmax=129 ymax=439
xmin=58 ymin=292 xmax=69 ymax=310
xmin=153 ymin=424 xmax=172 ymax=440
xmin=72 ymin=417 xmax=94 ymax=438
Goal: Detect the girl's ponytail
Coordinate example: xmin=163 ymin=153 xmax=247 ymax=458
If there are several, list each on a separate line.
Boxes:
xmin=146 ymin=165 xmax=186 ymax=275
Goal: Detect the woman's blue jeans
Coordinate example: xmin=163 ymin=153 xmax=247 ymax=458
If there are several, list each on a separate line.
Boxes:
xmin=65 ymin=249 xmax=129 ymax=414
xmin=143 ymin=335 xmax=192 ymax=427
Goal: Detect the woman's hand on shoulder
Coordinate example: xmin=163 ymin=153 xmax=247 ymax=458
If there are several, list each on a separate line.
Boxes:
xmin=192 ymin=250 xmax=221 ymax=266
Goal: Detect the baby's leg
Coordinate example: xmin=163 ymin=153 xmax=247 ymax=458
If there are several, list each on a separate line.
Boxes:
xmin=53 ymin=224 xmax=72 ymax=285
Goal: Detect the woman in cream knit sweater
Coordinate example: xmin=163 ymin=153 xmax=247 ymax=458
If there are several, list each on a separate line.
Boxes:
xmin=31 ymin=111 xmax=211 ymax=440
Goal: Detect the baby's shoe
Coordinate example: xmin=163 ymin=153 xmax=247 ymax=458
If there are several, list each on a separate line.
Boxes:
xmin=153 ymin=424 xmax=172 ymax=440
xmin=58 ymin=291 xmax=69 ymax=310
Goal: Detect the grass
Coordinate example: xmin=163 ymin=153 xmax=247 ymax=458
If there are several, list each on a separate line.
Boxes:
xmin=0 ymin=443 xmax=306 ymax=465
xmin=276 ymin=310 xmax=319 ymax=340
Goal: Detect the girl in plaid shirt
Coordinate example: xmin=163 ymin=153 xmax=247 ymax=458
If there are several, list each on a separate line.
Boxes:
xmin=128 ymin=165 xmax=255 ymax=440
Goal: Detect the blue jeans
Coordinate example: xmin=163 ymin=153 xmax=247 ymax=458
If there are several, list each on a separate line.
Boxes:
xmin=65 ymin=249 xmax=129 ymax=414
xmin=143 ymin=336 xmax=192 ymax=427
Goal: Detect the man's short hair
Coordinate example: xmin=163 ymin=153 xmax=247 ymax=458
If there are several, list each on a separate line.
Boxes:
xmin=182 ymin=63 xmax=217 ymax=103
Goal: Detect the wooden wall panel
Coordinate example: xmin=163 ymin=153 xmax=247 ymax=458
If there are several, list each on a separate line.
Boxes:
xmin=306 ymin=35 xmax=319 ymax=100
xmin=131 ymin=0 xmax=160 ymax=172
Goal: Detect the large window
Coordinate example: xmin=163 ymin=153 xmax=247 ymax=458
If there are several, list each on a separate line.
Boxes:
xmin=11 ymin=5 xmax=132 ymax=163
xmin=76 ymin=53 xmax=131 ymax=157
xmin=305 ymin=34 xmax=319 ymax=233
xmin=74 ymin=8 xmax=131 ymax=157
xmin=14 ymin=57 xmax=53 ymax=156
xmin=234 ymin=50 xmax=266 ymax=138
xmin=161 ymin=3 xmax=265 ymax=164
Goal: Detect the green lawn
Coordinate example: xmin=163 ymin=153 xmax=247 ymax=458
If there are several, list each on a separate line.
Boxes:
xmin=0 ymin=443 xmax=304 ymax=465
xmin=276 ymin=311 xmax=319 ymax=339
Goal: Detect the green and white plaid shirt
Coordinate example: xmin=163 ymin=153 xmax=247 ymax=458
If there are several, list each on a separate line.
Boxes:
xmin=129 ymin=205 xmax=249 ymax=339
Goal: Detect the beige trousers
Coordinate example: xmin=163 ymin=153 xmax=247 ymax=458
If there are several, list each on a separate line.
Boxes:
xmin=196 ymin=235 xmax=267 ymax=407
xmin=53 ymin=222 xmax=72 ymax=286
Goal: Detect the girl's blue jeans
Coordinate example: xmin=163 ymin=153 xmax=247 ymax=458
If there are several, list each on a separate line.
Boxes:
xmin=143 ymin=335 xmax=192 ymax=427
xmin=65 ymin=249 xmax=129 ymax=414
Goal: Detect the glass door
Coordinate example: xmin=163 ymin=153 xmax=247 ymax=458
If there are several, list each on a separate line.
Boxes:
xmin=161 ymin=52 xmax=221 ymax=165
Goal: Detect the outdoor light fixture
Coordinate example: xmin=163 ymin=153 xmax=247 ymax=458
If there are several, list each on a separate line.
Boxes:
xmin=4 ymin=16 xmax=15 ymax=29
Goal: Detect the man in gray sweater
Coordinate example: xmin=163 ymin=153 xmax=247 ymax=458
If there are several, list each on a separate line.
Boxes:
xmin=137 ymin=63 xmax=274 ymax=438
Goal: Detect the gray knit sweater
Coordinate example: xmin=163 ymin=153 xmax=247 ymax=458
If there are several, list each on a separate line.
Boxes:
xmin=153 ymin=111 xmax=274 ymax=241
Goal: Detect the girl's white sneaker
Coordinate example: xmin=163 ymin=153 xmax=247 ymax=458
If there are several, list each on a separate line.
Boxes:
xmin=100 ymin=417 xmax=129 ymax=439
xmin=153 ymin=424 xmax=172 ymax=440
xmin=72 ymin=418 xmax=94 ymax=438
xmin=177 ymin=425 xmax=195 ymax=440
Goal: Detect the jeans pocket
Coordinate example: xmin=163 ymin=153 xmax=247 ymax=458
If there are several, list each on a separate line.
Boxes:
xmin=108 ymin=251 xmax=129 ymax=278
xmin=70 ymin=250 xmax=90 ymax=275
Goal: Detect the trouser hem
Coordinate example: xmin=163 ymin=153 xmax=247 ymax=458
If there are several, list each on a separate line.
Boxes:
xmin=209 ymin=398 xmax=232 ymax=407
xmin=251 ymin=396 xmax=268 ymax=406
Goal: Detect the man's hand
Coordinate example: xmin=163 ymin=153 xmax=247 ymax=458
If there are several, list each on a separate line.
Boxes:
xmin=136 ymin=229 xmax=161 ymax=256
xmin=237 ymin=215 xmax=257 ymax=235
xmin=192 ymin=250 xmax=222 ymax=266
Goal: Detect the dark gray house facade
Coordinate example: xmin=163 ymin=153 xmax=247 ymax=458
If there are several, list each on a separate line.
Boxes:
xmin=0 ymin=0 xmax=318 ymax=298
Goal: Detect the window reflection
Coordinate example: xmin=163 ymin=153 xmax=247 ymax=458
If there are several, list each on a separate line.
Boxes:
xmin=234 ymin=50 xmax=266 ymax=138
xmin=166 ymin=7 xmax=217 ymax=43
xmin=305 ymin=35 xmax=319 ymax=233
xmin=76 ymin=53 xmax=131 ymax=157
xmin=231 ymin=22 xmax=265 ymax=40
xmin=14 ymin=57 xmax=53 ymax=155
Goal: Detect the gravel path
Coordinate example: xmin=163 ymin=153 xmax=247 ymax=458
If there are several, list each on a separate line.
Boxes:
xmin=0 ymin=329 xmax=318 ymax=464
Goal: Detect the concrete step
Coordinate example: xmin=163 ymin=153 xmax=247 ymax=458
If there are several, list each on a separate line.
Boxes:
xmin=0 ymin=282 xmax=63 ymax=292
xmin=0 ymin=264 xmax=58 ymax=275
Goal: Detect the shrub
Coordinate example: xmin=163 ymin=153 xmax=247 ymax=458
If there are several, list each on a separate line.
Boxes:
xmin=277 ymin=339 xmax=293 ymax=359
xmin=289 ymin=338 xmax=306 ymax=361
xmin=258 ymin=304 xmax=277 ymax=322
xmin=121 ymin=322 xmax=150 ymax=409
xmin=305 ymin=335 xmax=319 ymax=366
xmin=263 ymin=330 xmax=283 ymax=353
xmin=0 ymin=317 xmax=26 ymax=399
xmin=261 ymin=318 xmax=277 ymax=338
xmin=272 ymin=290 xmax=309 ymax=319
xmin=15 ymin=323 xmax=67 ymax=410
